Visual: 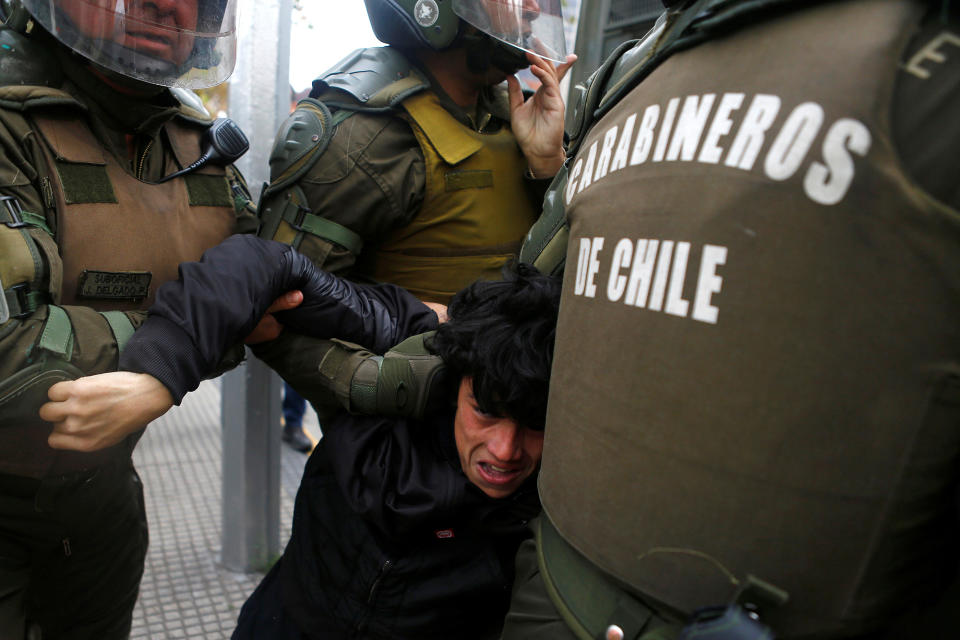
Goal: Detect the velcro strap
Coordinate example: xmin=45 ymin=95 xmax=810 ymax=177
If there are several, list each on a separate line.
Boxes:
xmin=280 ymin=195 xmax=363 ymax=255
xmin=39 ymin=305 xmax=74 ymax=359
xmin=16 ymin=209 xmax=53 ymax=236
xmin=99 ymin=311 xmax=136 ymax=352
xmin=0 ymin=200 xmax=53 ymax=236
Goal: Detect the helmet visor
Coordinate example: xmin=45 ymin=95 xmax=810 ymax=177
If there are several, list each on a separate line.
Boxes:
xmin=24 ymin=0 xmax=238 ymax=89
xmin=452 ymin=0 xmax=567 ymax=63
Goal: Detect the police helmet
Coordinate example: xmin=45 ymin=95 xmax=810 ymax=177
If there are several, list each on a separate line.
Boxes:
xmin=5 ymin=0 xmax=238 ymax=88
xmin=364 ymin=0 xmax=567 ymax=63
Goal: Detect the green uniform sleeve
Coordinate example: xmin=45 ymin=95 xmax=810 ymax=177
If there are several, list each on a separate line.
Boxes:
xmin=249 ymin=110 xmax=429 ymax=416
xmin=268 ymin=110 xmax=426 ymax=275
xmin=0 ymin=110 xmax=142 ymax=426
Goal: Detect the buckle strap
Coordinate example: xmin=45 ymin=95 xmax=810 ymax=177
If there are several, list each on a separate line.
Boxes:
xmin=280 ymin=193 xmax=364 ymax=255
xmin=537 ymin=515 xmax=667 ymax=640
xmin=99 ymin=311 xmax=136 ymax=352
xmin=4 ymin=282 xmax=49 ymax=319
xmin=0 ymin=195 xmax=53 ymax=235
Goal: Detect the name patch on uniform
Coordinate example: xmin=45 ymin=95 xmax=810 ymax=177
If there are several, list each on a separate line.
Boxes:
xmin=77 ymin=270 xmax=151 ymax=301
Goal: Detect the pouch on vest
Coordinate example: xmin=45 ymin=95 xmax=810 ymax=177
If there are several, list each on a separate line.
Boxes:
xmin=0 ymin=304 xmax=80 ymax=477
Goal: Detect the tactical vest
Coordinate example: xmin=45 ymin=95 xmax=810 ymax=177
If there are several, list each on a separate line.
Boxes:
xmin=32 ymin=112 xmax=236 ymax=310
xmin=360 ymin=90 xmax=537 ymax=304
xmin=259 ymin=47 xmax=537 ymax=305
xmin=0 ymin=77 xmax=236 ymax=478
xmin=538 ymin=1 xmax=960 ymax=637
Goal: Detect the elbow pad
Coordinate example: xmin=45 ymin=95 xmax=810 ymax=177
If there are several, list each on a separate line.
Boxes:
xmin=319 ymin=332 xmax=452 ymax=419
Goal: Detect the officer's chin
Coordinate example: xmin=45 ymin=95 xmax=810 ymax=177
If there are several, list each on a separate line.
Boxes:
xmin=489 ymin=45 xmax=529 ymax=76
xmin=81 ymin=59 xmax=168 ymax=98
xmin=465 ymin=36 xmax=528 ymax=78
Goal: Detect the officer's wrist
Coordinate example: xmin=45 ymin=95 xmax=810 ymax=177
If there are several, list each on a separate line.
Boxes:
xmin=526 ymin=153 xmax=566 ymax=180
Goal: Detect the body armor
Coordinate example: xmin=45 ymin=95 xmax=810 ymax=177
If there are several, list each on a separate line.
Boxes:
xmin=0 ymin=34 xmax=239 ymax=477
xmin=540 ymin=1 xmax=960 ymax=636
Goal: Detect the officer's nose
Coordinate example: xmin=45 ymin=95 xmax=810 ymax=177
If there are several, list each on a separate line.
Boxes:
xmin=144 ymin=0 xmax=183 ymax=18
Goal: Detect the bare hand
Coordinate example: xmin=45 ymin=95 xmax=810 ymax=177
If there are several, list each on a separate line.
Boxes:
xmin=245 ymin=290 xmax=303 ymax=344
xmin=422 ymin=301 xmax=449 ymax=324
xmin=40 ymin=372 xmax=174 ymax=452
xmin=508 ymin=52 xmax=577 ymax=179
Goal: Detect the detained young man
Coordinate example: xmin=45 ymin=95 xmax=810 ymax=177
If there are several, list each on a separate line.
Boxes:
xmin=39 ymin=235 xmax=561 ymax=639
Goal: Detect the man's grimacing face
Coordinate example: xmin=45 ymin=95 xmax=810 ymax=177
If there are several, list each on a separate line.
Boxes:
xmin=453 ymin=377 xmax=544 ymax=499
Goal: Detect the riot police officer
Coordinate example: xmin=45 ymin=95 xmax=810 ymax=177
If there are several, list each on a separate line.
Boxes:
xmin=253 ymin=0 xmax=574 ymax=419
xmin=0 ymin=0 xmax=253 ymax=636
xmin=502 ymin=0 xmax=960 ymax=638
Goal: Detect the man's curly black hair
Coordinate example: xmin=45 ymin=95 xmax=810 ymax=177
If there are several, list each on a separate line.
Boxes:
xmin=428 ymin=264 xmax=561 ymax=431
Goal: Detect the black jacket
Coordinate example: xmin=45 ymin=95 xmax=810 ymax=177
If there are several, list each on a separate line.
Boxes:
xmin=280 ymin=408 xmax=540 ymax=640
xmin=119 ymin=234 xmax=438 ymax=401
xmin=118 ymin=234 xmax=541 ymax=638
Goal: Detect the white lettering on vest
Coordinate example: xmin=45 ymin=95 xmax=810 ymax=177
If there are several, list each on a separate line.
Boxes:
xmin=631 ymin=104 xmax=660 ymax=165
xmin=594 ymin=126 xmax=620 ymax=181
xmin=726 ymin=94 xmax=781 ymax=171
xmin=573 ymin=237 xmax=605 ymax=298
xmin=692 ymin=245 xmax=726 ymax=324
xmin=609 ymin=114 xmax=637 ymax=174
xmin=581 ymin=237 xmax=728 ymax=325
xmin=574 ymin=237 xmax=591 ymax=295
xmin=626 ymin=239 xmax=659 ymax=307
xmin=699 ymin=93 xmax=744 ymax=164
xmin=764 ymin=102 xmax=823 ymax=181
xmin=607 ymin=238 xmax=633 ymax=302
xmin=905 ymin=31 xmax=960 ymax=79
xmin=667 ymin=94 xmax=715 ymax=162
xmin=648 ymin=240 xmax=674 ymax=312
xmin=804 ymin=118 xmax=871 ymax=205
xmin=567 ymin=91 xmax=871 ymax=207
xmin=577 ymin=141 xmax=599 ymax=196
xmin=665 ymin=241 xmax=691 ymax=317
xmin=653 ymin=97 xmax=680 ymax=162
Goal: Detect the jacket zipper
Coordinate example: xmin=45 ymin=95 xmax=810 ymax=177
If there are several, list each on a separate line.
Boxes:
xmin=135 ymin=138 xmax=154 ymax=180
xmin=366 ymin=558 xmax=393 ymax=604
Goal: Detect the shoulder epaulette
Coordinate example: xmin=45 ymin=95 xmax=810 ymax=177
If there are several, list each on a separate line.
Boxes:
xmin=312 ymin=46 xmax=429 ymax=113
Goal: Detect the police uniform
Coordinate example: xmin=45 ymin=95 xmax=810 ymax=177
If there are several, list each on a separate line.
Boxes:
xmin=254 ymin=46 xmax=546 ymax=416
xmin=0 ymin=26 xmax=255 ymax=637
xmin=502 ymin=1 xmax=960 ymax=638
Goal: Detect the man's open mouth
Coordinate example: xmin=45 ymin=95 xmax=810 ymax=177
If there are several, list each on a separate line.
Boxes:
xmin=478 ymin=462 xmax=521 ymax=485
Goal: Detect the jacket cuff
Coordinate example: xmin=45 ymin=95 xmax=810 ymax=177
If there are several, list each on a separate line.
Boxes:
xmin=118 ymin=315 xmax=206 ymax=405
